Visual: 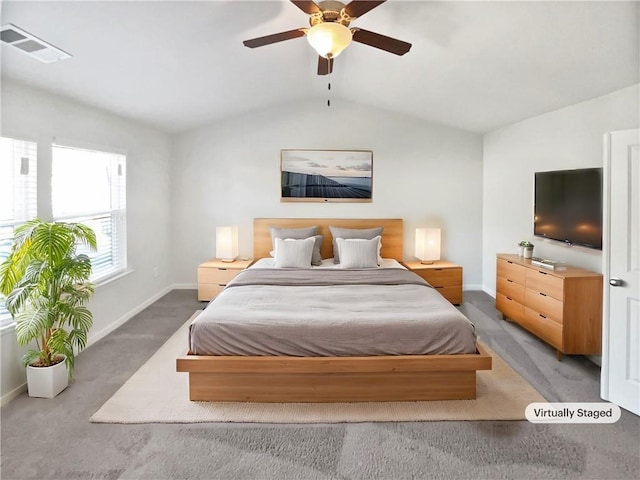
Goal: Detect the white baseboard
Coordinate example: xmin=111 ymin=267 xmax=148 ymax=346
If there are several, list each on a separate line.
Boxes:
xmin=1 ymin=383 xmax=27 ymax=406
xmin=2 ymin=285 xmax=178 ymax=407
xmin=86 ymin=285 xmax=174 ymax=347
xmin=171 ymin=283 xmax=197 ymax=290
xmin=483 ymin=286 xmax=496 ymax=298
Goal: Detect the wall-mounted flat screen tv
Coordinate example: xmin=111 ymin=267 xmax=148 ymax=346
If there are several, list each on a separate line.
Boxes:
xmin=534 ymin=167 xmax=603 ymax=250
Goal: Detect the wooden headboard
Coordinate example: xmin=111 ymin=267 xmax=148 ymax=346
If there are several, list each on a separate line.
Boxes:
xmin=253 ymin=218 xmax=403 ymax=261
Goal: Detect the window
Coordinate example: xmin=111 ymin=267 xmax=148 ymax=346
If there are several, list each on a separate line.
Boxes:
xmin=52 ymin=144 xmax=127 ymax=283
xmin=0 ymin=137 xmax=37 ymax=327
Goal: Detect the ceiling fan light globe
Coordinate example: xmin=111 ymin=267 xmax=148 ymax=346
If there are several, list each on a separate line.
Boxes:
xmin=306 ymin=22 xmax=352 ymax=59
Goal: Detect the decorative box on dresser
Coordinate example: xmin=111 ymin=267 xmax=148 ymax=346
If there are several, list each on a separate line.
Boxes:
xmin=495 ymin=254 xmax=603 ymax=360
xmin=197 ymin=258 xmax=252 ymax=301
xmin=403 ymin=260 xmax=463 ymax=305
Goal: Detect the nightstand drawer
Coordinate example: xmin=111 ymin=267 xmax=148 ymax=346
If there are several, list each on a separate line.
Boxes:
xmin=403 ymin=260 xmax=463 ymax=305
xmin=416 ymin=268 xmax=461 ymax=288
xmin=497 ymin=258 xmax=526 ymax=285
xmin=197 ymin=258 xmax=252 ymax=302
xmin=198 ymin=284 xmax=225 ymax=302
xmin=433 ymin=286 xmax=463 ymax=305
xmin=198 ymin=267 xmax=241 ymax=285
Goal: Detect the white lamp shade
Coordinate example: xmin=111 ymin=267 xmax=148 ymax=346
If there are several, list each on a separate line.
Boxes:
xmin=415 ymin=228 xmax=441 ymax=263
xmin=216 ymin=226 xmax=238 ymax=262
xmin=306 ymin=22 xmax=353 ymax=59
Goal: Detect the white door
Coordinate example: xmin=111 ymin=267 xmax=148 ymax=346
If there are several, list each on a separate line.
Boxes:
xmin=602 ymin=129 xmax=640 ymax=415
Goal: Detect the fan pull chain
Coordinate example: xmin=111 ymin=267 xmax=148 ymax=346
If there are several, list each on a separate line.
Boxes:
xmin=327 ymin=63 xmax=332 ymax=107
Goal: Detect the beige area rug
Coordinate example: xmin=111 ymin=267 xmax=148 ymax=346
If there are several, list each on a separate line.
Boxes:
xmin=91 ymin=311 xmax=545 ymax=424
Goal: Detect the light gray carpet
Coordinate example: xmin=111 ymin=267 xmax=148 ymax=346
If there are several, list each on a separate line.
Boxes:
xmin=1 ymin=290 xmax=639 ymax=479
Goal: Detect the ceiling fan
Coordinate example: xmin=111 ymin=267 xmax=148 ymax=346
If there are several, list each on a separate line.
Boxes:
xmin=242 ymin=0 xmax=412 ymax=75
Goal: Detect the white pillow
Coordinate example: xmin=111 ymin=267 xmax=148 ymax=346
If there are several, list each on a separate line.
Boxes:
xmin=335 ymin=235 xmax=382 ymax=264
xmin=336 ymin=236 xmax=381 ymax=268
xmin=274 ymin=237 xmax=315 ymax=268
xmin=270 ymin=234 xmax=323 ymax=266
xmin=270 ymin=226 xmax=322 ymax=265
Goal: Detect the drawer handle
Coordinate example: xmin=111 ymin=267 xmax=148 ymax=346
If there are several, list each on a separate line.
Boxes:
xmin=218 ymin=268 xmax=228 ymax=271
xmin=507 ymin=279 xmax=513 ymax=283
xmin=218 ymin=283 xmax=226 ymax=287
xmin=435 ymin=286 xmax=444 ymax=289
xmin=506 ymin=296 xmax=513 ymax=301
xmin=434 ymin=268 xmax=443 ymax=271
xmin=539 ymin=313 xmax=547 ymax=319
xmin=538 ymin=271 xmax=548 ymax=275
xmin=539 ymin=292 xmax=547 ymax=297
xmin=507 ymin=261 xmax=514 ymax=264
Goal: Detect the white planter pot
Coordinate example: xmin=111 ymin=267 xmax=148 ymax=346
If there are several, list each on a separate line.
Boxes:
xmin=518 ymin=246 xmax=525 ymax=257
xmin=26 ymin=357 xmax=69 ymax=398
xmin=523 ymin=248 xmax=534 ymax=259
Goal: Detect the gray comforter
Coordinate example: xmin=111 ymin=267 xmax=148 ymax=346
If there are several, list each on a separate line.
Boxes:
xmin=189 ymin=268 xmax=477 ymax=356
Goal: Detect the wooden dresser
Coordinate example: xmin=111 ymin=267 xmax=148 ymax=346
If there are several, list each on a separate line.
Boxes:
xmin=403 ymin=260 xmax=463 ymax=305
xmin=495 ymin=254 xmax=603 ymax=359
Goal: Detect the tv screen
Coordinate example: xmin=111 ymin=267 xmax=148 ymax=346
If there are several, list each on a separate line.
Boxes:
xmin=534 ymin=168 xmax=603 ymax=250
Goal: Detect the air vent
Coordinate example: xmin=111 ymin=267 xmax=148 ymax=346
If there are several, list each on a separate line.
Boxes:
xmin=1 ymin=24 xmax=71 ymax=63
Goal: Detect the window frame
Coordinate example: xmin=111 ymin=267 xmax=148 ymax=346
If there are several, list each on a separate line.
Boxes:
xmin=0 ymin=136 xmax=38 ymax=329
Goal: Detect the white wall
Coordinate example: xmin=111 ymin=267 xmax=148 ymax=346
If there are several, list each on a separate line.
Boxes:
xmin=482 ymin=84 xmax=640 ymax=295
xmin=1 ymin=80 xmax=173 ymax=403
xmin=171 ymin=98 xmax=484 ymax=287
xmin=3 ymin=77 xmax=636 ymax=402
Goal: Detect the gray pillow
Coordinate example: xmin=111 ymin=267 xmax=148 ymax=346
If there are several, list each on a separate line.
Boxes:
xmin=329 ymin=226 xmax=384 ymax=263
xmin=270 ymin=226 xmax=322 ymax=265
xmin=309 ymin=235 xmax=323 ymax=266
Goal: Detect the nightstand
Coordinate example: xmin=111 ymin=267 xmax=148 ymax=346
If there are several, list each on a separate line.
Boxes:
xmin=197 ymin=258 xmax=252 ymax=301
xmin=403 ymin=260 xmax=463 ymax=305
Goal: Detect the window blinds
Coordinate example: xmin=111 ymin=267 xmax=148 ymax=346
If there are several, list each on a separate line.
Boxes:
xmin=52 ymin=144 xmax=127 ymax=282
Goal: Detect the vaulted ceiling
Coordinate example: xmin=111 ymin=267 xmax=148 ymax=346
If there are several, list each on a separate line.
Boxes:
xmin=1 ymin=1 xmax=638 ymax=134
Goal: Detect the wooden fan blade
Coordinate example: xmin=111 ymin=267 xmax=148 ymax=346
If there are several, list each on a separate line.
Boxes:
xmin=351 ymin=28 xmax=411 ymax=55
xmin=344 ymin=0 xmax=386 ymax=19
xmin=290 ymin=0 xmax=321 ymax=14
xmin=317 ymin=56 xmax=334 ymax=75
xmin=243 ymin=29 xmax=306 ymax=48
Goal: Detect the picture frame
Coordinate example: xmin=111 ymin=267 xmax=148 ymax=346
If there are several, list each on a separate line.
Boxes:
xmin=280 ymin=149 xmax=373 ymax=203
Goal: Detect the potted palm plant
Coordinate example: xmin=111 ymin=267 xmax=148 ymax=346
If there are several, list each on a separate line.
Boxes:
xmin=0 ymin=219 xmax=97 ymax=398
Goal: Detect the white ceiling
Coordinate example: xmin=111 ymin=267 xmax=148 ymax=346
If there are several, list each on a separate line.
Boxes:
xmin=1 ymin=0 xmax=638 ymax=134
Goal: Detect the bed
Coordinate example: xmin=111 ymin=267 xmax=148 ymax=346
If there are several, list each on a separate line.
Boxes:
xmin=177 ymin=218 xmax=491 ymax=402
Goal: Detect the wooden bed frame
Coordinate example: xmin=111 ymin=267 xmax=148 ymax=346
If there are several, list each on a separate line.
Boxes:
xmin=177 ymin=218 xmax=492 ymax=402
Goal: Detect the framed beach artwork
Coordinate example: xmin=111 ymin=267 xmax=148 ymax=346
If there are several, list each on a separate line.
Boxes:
xmin=280 ymin=149 xmax=373 ymax=202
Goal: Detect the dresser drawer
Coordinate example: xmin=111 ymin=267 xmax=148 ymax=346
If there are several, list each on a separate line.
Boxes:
xmin=198 ymin=267 xmax=241 ymax=285
xmin=526 ymin=288 xmax=563 ymax=324
xmin=525 ymin=269 xmax=564 ymax=301
xmin=496 ymin=276 xmax=525 ymax=304
xmin=416 ymin=268 xmax=461 ymax=288
xmin=523 ymin=307 xmax=563 ymax=349
xmin=497 ymin=259 xmax=525 ymax=285
xmin=496 ymin=292 xmax=524 ymax=322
